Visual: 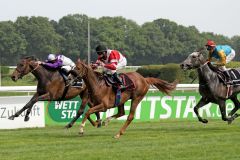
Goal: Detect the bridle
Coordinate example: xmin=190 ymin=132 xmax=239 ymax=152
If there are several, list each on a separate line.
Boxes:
xmin=15 ymin=60 xmax=40 ymax=78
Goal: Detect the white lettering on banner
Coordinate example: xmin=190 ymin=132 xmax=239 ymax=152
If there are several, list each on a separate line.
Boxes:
xmin=174 ymin=96 xmax=186 ymax=118
xmin=226 ymin=103 xmax=234 ymax=115
xmin=106 ymin=108 xmax=115 ymax=118
xmin=147 ymin=97 xmax=160 ymax=119
xmin=99 ymin=95 xmax=235 ymax=121
xmin=160 ymin=96 xmax=172 ymax=119
xmin=183 ymin=96 xmax=197 ymax=118
xmin=199 ymin=103 xmax=212 ymax=117
xmin=213 ymin=103 xmax=234 ymax=117
xmin=61 ymin=110 xmax=77 ymax=119
xmin=0 ymin=105 xmax=41 ymax=118
xmin=0 ymin=97 xmax=45 ymax=129
xmin=55 ymin=101 xmax=79 ymax=110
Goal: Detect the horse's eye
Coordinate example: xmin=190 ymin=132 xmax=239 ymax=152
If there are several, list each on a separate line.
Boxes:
xmin=192 ymin=56 xmax=196 ymax=59
xmin=18 ymin=64 xmax=24 ymax=67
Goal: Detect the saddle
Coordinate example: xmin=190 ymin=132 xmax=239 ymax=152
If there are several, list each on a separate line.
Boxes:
xmin=216 ymin=69 xmax=240 ymax=86
xmin=103 ymin=73 xmax=135 ymax=90
xmin=103 ymin=73 xmax=135 ymax=106
xmin=208 ymin=63 xmax=240 ymax=86
xmin=59 ymin=70 xmax=83 ymax=88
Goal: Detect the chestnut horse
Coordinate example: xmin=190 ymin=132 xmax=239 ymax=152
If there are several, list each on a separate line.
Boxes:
xmin=75 ymin=59 xmax=177 ymax=138
xmin=10 ymin=56 xmax=100 ymax=128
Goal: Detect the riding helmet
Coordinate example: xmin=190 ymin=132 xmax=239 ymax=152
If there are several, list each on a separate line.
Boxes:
xmin=47 ymin=54 xmax=57 ymax=61
xmin=95 ymin=45 xmax=107 ymax=53
xmin=205 ymin=40 xmax=216 ymax=47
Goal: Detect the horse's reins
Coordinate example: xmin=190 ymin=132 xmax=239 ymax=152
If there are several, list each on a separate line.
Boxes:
xmin=30 ymin=62 xmax=40 ymax=73
xmin=190 ymin=60 xmax=209 ymax=84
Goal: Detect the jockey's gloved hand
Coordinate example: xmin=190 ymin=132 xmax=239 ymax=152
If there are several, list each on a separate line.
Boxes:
xmin=90 ymin=63 xmax=98 ymax=69
xmin=37 ymin=61 xmax=44 ymax=65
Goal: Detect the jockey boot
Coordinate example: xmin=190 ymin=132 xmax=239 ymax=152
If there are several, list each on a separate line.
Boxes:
xmin=113 ymin=72 xmax=124 ymax=88
xmin=59 ymin=70 xmax=69 ymax=83
xmin=69 ymin=70 xmax=83 ymax=87
xmin=223 ymin=70 xmax=232 ymax=85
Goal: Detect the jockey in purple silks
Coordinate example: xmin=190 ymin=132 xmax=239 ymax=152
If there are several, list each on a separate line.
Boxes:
xmin=38 ymin=54 xmax=81 ymax=86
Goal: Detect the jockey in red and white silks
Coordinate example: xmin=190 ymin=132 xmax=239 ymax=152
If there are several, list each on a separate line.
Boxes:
xmin=91 ymin=45 xmax=127 ymax=86
xmin=95 ymin=49 xmax=127 ymax=74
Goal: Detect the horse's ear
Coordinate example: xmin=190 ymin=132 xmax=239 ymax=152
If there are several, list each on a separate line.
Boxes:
xmin=77 ymin=58 xmax=81 ymax=63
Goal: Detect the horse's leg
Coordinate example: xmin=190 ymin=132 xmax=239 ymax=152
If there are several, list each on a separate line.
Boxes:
xmin=65 ymin=94 xmax=90 ymax=128
xmin=79 ymin=103 xmax=105 ymax=135
xmin=193 ymin=97 xmax=209 ymax=123
xmin=114 ymin=96 xmax=144 ymax=139
xmin=228 ymin=96 xmax=240 ymax=124
xmin=87 ymin=101 xmax=102 ymax=128
xmin=95 ymin=112 xmax=102 ymax=128
xmin=23 ymin=93 xmax=51 ymax=121
xmin=102 ymin=104 xmax=125 ymax=126
xmin=218 ymin=99 xmax=235 ymax=123
xmin=8 ymin=93 xmax=39 ymax=121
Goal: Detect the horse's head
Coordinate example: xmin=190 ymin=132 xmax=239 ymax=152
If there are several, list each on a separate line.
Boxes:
xmin=180 ymin=51 xmax=205 ymax=70
xmin=11 ymin=56 xmax=38 ymax=81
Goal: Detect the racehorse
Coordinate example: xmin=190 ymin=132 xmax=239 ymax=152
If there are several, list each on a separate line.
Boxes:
xmin=74 ymin=59 xmax=177 ymax=138
xmin=180 ymin=51 xmax=240 ymax=124
xmin=10 ymin=56 xmax=101 ymax=128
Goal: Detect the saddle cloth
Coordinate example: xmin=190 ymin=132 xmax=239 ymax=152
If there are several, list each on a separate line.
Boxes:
xmin=217 ymin=69 xmax=240 ymax=86
xmin=104 ymin=73 xmax=135 ymax=90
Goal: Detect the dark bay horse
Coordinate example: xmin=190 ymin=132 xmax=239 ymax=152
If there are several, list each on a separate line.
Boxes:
xmin=180 ymin=51 xmax=240 ymax=123
xmin=74 ymin=59 xmax=177 ymax=138
xmin=10 ymin=56 xmax=100 ymax=128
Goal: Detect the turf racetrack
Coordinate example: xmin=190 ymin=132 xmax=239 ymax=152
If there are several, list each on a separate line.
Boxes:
xmin=0 ymin=120 xmax=240 ymax=160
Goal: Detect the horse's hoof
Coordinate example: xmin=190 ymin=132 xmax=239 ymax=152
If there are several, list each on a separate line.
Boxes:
xmin=201 ymin=119 xmax=208 ymax=123
xmin=8 ymin=115 xmax=15 ymax=120
xmin=102 ymin=121 xmax=106 ymax=126
xmin=78 ymin=132 xmax=84 ymax=136
xmin=102 ymin=121 xmax=109 ymax=126
xmin=228 ymin=120 xmax=233 ymax=125
xmin=65 ymin=124 xmax=72 ymax=129
xmin=97 ymin=123 xmax=102 ymax=128
xmin=24 ymin=116 xmax=30 ymax=122
xmin=113 ymin=134 xmax=121 ymax=139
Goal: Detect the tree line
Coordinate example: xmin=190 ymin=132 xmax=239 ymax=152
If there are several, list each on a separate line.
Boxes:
xmin=0 ymin=14 xmax=239 ymax=65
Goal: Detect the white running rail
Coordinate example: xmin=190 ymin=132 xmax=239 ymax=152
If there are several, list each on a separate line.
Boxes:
xmin=0 ymin=84 xmax=199 ymax=92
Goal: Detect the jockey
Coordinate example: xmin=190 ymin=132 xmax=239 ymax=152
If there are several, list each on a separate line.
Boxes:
xmin=39 ymin=54 xmax=80 ymax=85
xmin=91 ymin=45 xmax=127 ymax=87
xmin=205 ymin=40 xmax=236 ymax=84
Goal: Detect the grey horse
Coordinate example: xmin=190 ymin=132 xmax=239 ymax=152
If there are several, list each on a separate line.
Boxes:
xmin=180 ymin=51 xmax=240 ymax=124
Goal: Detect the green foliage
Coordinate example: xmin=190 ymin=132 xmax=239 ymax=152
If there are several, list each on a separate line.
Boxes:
xmin=0 ymin=21 xmax=27 ymax=64
xmin=137 ymin=63 xmax=195 ymax=83
xmin=0 ymin=16 xmax=239 ymax=66
xmin=0 ymin=66 xmax=9 ymax=75
xmin=226 ymin=61 xmax=240 ymax=68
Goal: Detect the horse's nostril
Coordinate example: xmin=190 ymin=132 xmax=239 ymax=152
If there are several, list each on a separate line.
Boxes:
xmin=11 ymin=75 xmax=16 ymax=81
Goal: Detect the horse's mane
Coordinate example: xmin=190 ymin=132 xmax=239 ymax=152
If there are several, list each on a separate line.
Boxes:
xmin=22 ymin=56 xmax=38 ymax=61
xmin=77 ymin=60 xmax=105 ymax=83
xmin=41 ymin=65 xmax=59 ymax=72
xmin=207 ymin=62 xmax=221 ymax=72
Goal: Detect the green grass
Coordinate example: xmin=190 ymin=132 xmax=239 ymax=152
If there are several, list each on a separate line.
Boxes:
xmin=0 ymin=120 xmax=240 ymax=160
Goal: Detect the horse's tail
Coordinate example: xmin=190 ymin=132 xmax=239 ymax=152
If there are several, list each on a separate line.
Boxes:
xmin=145 ymin=77 xmax=178 ymax=95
